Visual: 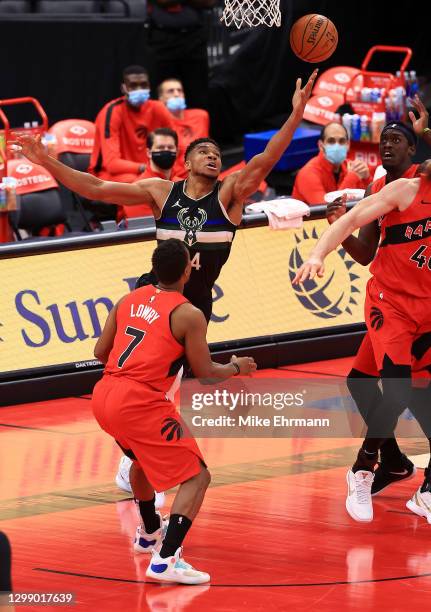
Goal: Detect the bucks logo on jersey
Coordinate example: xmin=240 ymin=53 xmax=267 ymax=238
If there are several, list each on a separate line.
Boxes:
xmin=177 ymin=207 xmax=208 ymax=246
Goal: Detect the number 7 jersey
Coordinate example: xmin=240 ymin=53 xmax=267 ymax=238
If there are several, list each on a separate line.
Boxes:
xmin=104 ymin=285 xmax=188 ymax=392
xmin=370 ymin=175 xmax=431 ymax=297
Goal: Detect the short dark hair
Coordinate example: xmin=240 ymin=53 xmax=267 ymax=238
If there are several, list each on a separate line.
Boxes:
xmin=185 ymin=138 xmax=221 ymax=161
xmin=122 ymin=65 xmax=148 ymax=80
xmin=147 ymin=127 xmax=178 ymax=149
xmin=157 ymin=77 xmax=183 ymax=97
xmin=152 ymin=239 xmax=189 ymax=284
xmin=320 ymin=122 xmax=349 ymax=141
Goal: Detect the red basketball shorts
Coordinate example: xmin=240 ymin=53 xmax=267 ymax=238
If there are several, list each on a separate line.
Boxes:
xmin=92 ymin=375 xmax=204 ymax=491
xmin=352 ymin=332 xmax=431 ymax=378
xmin=363 ymin=277 xmax=431 ymax=373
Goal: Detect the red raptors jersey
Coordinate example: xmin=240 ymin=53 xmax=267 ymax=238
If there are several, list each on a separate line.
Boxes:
xmin=370 ymin=174 xmax=431 ymax=297
xmin=104 ymin=285 xmax=188 ymax=391
xmin=370 ymin=164 xmax=419 ymax=195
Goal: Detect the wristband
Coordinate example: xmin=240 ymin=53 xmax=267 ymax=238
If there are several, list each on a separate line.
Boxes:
xmin=423 ymin=127 xmax=431 ymax=135
xmin=231 ymin=361 xmax=240 ymax=376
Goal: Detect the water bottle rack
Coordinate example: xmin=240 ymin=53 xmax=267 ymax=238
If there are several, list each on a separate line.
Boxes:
xmin=344 ymin=45 xmax=413 ymax=122
xmin=0 ymin=97 xmax=48 ymax=180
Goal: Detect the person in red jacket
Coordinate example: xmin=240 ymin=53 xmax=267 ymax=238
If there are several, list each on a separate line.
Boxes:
xmin=88 ymin=65 xmax=175 ymax=183
xmin=158 ymin=78 xmax=209 ymax=179
xmin=292 ymin=122 xmax=371 ymax=204
xmin=120 ymin=127 xmax=182 ymax=222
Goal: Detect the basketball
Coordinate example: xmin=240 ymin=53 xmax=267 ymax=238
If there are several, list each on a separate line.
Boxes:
xmin=290 ymin=14 xmax=338 ymax=63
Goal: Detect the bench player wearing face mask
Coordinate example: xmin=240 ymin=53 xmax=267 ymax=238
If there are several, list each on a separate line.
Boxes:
xmin=292 ymin=122 xmax=371 ymax=205
xmin=88 ymin=66 xmax=175 ymax=186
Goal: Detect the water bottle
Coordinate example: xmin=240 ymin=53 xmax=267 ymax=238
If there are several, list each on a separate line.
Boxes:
xmin=404 ymin=71 xmax=410 ymax=97
xmin=409 ymin=71 xmax=419 ymax=98
xmin=360 ymin=115 xmax=371 ymax=142
xmin=361 ymin=87 xmax=371 ymax=102
xmin=1 ymin=177 xmax=18 ymax=211
xmin=395 ymin=87 xmax=405 ymax=120
xmin=41 ymin=133 xmax=58 ymax=158
xmin=385 ymin=97 xmax=394 ymax=122
xmin=342 ymin=113 xmax=352 ymax=139
xmin=0 ymin=183 xmax=6 ymax=210
xmin=352 ymin=114 xmax=361 ymax=141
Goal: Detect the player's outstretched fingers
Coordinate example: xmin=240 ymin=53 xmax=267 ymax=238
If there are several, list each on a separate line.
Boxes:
xmin=292 ymin=264 xmax=309 ymax=284
xmin=305 ymin=69 xmax=319 ymax=95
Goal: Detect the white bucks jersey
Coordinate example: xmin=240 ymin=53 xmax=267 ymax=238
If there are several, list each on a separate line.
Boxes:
xmin=156 ymin=180 xmax=237 ymax=316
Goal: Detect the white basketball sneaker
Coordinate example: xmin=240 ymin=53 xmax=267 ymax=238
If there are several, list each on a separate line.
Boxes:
xmin=115 ymin=455 xmax=133 ymax=492
xmin=133 ymin=512 xmax=169 ymax=554
xmin=346 ymin=469 xmax=374 ymax=522
xmin=146 ymin=547 xmax=210 ymax=585
xmin=115 ymin=455 xmax=165 ymax=508
xmin=406 ymin=470 xmax=431 ymax=523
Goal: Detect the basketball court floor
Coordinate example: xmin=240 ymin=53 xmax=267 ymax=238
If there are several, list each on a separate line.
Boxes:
xmin=1 ymin=356 xmax=430 ymax=611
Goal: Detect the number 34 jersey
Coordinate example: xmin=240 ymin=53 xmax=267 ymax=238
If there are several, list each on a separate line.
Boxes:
xmin=370 ymin=175 xmax=431 ymax=298
xmin=104 ymin=286 xmax=188 ymax=393
xmin=155 ymin=180 xmax=237 ymax=301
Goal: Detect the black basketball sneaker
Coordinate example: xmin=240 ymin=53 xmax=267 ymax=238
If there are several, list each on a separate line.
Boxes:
xmin=371 ymin=453 xmax=416 ymax=496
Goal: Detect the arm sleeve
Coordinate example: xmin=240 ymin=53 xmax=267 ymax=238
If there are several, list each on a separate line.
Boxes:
xmin=100 ymin=108 xmax=141 ymax=176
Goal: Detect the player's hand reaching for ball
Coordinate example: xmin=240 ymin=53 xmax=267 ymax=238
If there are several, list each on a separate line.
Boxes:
xmin=291 ymin=69 xmax=319 ymax=116
xmin=326 ymin=194 xmax=347 ymax=224
xmin=231 ymin=355 xmax=257 ymax=376
xmin=292 ymin=255 xmax=325 ymax=285
xmin=9 ymin=133 xmax=48 ymax=165
xmin=409 ymin=94 xmax=429 ymax=135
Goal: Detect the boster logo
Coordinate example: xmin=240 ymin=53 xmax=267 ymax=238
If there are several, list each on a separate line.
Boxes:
xmin=15 ymin=163 xmax=33 ymax=174
xmin=70 ymin=125 xmax=88 ymax=136
xmin=288 ymin=227 xmax=360 ymax=319
xmin=334 ymin=72 xmax=351 ymax=84
xmin=161 ymin=417 xmax=183 ymax=441
xmin=317 ymin=96 xmax=333 ymax=108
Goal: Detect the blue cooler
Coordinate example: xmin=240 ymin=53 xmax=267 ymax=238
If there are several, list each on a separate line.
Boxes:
xmin=244 ymin=125 xmax=320 ymax=171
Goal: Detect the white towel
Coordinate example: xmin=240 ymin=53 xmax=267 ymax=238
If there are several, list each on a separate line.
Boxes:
xmin=245 ymin=198 xmax=310 ymax=230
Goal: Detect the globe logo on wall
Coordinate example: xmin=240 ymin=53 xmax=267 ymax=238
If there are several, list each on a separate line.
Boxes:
xmin=288 ymin=227 xmax=360 ymax=319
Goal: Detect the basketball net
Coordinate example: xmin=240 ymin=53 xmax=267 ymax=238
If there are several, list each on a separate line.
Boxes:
xmin=221 ymin=0 xmax=281 ymax=28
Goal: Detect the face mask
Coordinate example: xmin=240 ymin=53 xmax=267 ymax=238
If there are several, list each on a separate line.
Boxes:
xmin=166 ymin=96 xmax=187 ymax=112
xmin=151 ymin=150 xmax=176 ymax=170
xmin=324 ymin=143 xmax=348 ymax=165
xmin=127 ymin=88 xmax=150 ymax=107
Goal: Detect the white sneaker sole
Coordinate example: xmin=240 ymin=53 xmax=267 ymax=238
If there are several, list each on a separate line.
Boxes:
xmin=406 ymin=499 xmax=431 ymax=524
xmin=115 ymin=473 xmax=165 ymax=509
xmin=346 ymin=472 xmax=373 ymax=522
xmin=134 ymin=541 xmax=159 ymax=554
xmin=115 ymin=473 xmax=132 ymax=493
xmin=372 ymin=466 xmax=417 ymax=497
xmin=145 ymin=568 xmax=210 ymax=585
